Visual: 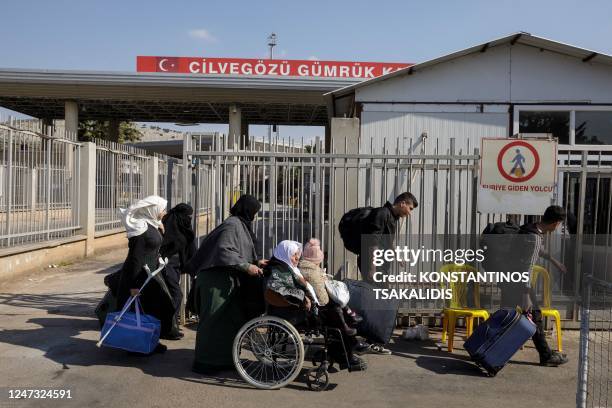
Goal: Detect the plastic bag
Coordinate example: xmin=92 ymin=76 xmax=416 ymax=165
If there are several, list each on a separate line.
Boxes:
xmin=325 ymin=279 xmax=350 ymax=307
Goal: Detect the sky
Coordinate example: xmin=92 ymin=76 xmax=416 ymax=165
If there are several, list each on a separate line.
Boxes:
xmin=2 ymin=0 xmax=612 ymax=140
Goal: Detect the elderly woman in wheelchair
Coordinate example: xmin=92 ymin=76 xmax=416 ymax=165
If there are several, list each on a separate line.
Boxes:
xmin=232 ymin=240 xmax=366 ymax=391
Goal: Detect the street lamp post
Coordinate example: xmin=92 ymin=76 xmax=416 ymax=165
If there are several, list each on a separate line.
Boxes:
xmin=267 ymin=32 xmax=277 ymax=59
xmin=266 ymin=33 xmax=278 ymax=150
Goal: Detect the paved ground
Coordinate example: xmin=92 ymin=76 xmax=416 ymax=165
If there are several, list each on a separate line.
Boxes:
xmin=0 ymin=249 xmax=579 ymax=408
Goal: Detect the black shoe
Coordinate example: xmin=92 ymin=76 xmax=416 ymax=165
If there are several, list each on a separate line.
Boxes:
xmin=353 ymin=341 xmax=370 ymax=355
xmin=153 ymin=343 xmax=167 ymax=354
xmin=345 ymin=314 xmax=363 ymax=327
xmin=340 ymin=355 xmax=367 ymax=371
xmin=161 ymin=328 xmax=183 ymax=340
xmin=540 ymin=351 xmax=568 ymax=366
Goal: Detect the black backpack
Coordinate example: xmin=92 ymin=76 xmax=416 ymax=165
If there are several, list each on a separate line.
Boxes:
xmin=338 ymin=207 xmax=373 ymax=254
xmin=480 ymin=221 xmax=520 ymax=272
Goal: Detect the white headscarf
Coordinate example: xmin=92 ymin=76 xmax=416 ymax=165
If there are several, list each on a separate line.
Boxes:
xmin=119 ymin=195 xmax=168 ymax=238
xmin=273 ymin=240 xmax=320 ymax=305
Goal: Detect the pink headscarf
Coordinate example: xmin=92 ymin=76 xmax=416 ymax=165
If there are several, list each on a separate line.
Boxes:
xmin=302 ymin=238 xmax=324 ymax=265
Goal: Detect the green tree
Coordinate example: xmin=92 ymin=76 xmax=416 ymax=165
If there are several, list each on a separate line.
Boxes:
xmin=78 ymin=120 xmax=142 ymax=143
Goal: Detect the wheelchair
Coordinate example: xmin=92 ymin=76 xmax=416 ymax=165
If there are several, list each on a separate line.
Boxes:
xmin=232 ymin=310 xmax=353 ymax=391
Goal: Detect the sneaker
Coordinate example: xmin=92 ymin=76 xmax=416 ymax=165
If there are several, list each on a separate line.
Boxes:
xmin=540 ymin=351 xmax=568 ymax=367
xmin=368 ymin=344 xmax=392 ymax=355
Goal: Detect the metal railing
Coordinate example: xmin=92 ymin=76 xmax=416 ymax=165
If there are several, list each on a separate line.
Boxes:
xmin=0 ymin=117 xmax=184 ymax=249
xmin=577 ymin=276 xmax=612 ymax=408
xmin=158 ymin=155 xmax=184 ymax=209
xmin=94 ymin=139 xmax=151 ymax=234
xmin=184 ymin=132 xmax=612 ymax=319
xmin=184 ymin=133 xmax=494 ymax=313
xmin=0 ymin=118 xmax=81 ymax=248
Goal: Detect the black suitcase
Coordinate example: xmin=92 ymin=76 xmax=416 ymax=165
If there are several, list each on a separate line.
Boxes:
xmin=345 ymin=279 xmax=399 ymax=344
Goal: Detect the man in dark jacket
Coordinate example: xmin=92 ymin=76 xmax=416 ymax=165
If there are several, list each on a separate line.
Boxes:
xmin=503 ymin=205 xmax=568 ymax=367
xmin=358 ymin=192 xmax=418 ymax=282
xmin=350 ymin=192 xmax=418 ymax=355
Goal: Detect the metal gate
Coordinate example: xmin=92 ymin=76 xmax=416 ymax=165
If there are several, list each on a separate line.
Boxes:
xmin=183 ymin=133 xmax=612 ymax=317
xmin=183 ymin=132 xmax=494 ymax=307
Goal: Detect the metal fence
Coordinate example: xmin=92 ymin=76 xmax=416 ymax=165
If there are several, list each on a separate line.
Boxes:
xmin=0 ymin=118 xmax=81 ymax=248
xmin=1 ymin=117 xmax=184 ymax=248
xmin=184 ymin=132 xmax=497 ymax=314
xmin=158 ymin=156 xmax=184 ymax=209
xmin=184 ymin=132 xmax=612 ymax=320
xmin=577 ymin=276 xmax=612 ymax=408
xmin=94 ymin=139 xmax=152 ymax=234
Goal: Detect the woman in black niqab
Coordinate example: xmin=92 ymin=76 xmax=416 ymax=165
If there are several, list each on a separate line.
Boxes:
xmin=159 ymin=203 xmax=196 ymax=340
xmin=160 ymin=203 xmax=196 ymax=268
xmin=229 ymin=194 xmax=260 ymax=243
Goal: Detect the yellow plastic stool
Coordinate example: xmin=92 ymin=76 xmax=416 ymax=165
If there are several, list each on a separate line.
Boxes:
xmin=440 ymin=264 xmax=490 ymax=352
xmin=531 ymin=265 xmax=563 ymax=353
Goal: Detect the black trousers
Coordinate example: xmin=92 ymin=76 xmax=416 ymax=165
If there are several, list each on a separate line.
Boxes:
xmin=499 ymin=283 xmax=552 ymax=360
xmin=162 ymin=261 xmax=183 ymax=327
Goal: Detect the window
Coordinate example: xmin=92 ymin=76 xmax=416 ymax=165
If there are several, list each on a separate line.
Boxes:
xmin=575 ymin=111 xmax=612 ymax=145
xmin=518 ymin=111 xmax=570 ymax=144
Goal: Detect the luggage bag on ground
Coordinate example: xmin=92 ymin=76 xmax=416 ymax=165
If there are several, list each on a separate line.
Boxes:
xmin=345 ymin=279 xmax=399 ymax=344
xmin=99 ymin=297 xmax=161 ymax=354
xmin=97 ymin=258 xmax=167 ymax=353
xmin=464 ymin=308 xmax=536 ymax=376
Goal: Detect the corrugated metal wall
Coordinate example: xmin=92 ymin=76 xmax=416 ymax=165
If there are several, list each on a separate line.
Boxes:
xmin=359 ymin=110 xmax=508 ymax=235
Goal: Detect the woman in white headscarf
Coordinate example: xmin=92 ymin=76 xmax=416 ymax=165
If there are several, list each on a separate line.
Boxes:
xmin=115 ymin=195 xmax=177 ymax=351
xmin=264 ymin=240 xmax=367 ymax=371
xmin=264 ymin=240 xmax=315 ymax=323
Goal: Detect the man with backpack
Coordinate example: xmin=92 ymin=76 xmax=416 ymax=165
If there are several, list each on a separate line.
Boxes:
xmin=340 ymin=192 xmax=418 ymax=281
xmin=339 ymin=192 xmax=418 ymax=354
xmin=482 ymin=205 xmax=568 ymax=367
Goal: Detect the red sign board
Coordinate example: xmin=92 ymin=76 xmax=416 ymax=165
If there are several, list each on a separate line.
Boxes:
xmin=136 ymin=56 xmax=411 ymax=79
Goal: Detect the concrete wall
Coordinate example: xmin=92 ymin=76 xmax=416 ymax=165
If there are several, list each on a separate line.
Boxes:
xmin=355 ymin=43 xmax=612 ymax=104
xmin=0 ymin=232 xmax=127 ymax=283
xmin=330 ymin=118 xmax=360 ymax=279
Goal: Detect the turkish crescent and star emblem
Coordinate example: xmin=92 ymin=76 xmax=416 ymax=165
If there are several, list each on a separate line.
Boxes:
xmin=157 ymin=57 xmax=179 ymax=72
xmin=496 ymin=140 xmax=540 ymax=183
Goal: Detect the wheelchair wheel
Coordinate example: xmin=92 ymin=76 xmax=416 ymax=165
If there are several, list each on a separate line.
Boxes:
xmin=233 ymin=316 xmax=304 ymax=389
xmin=306 ymin=366 xmax=329 ymax=391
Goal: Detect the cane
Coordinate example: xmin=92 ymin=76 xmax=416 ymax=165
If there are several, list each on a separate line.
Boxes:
xmin=97 ymin=257 xmax=168 ymax=347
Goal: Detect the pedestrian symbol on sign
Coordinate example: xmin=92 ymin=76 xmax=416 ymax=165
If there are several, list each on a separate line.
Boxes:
xmin=510 ymin=149 xmax=526 ymax=177
xmin=496 ymin=140 xmax=541 ymax=183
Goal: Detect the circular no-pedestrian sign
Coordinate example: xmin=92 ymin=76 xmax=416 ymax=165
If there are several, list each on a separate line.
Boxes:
xmin=496 ymin=140 xmax=540 ymax=183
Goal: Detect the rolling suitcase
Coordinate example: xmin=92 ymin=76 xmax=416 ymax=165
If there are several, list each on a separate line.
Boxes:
xmin=464 ymin=308 xmax=536 ymax=376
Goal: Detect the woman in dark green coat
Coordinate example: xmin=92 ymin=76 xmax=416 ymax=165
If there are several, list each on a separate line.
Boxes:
xmin=184 ymin=195 xmax=267 ymax=374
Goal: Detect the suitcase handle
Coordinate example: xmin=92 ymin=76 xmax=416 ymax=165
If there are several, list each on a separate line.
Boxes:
xmin=482 ymin=309 xmax=518 ymax=338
